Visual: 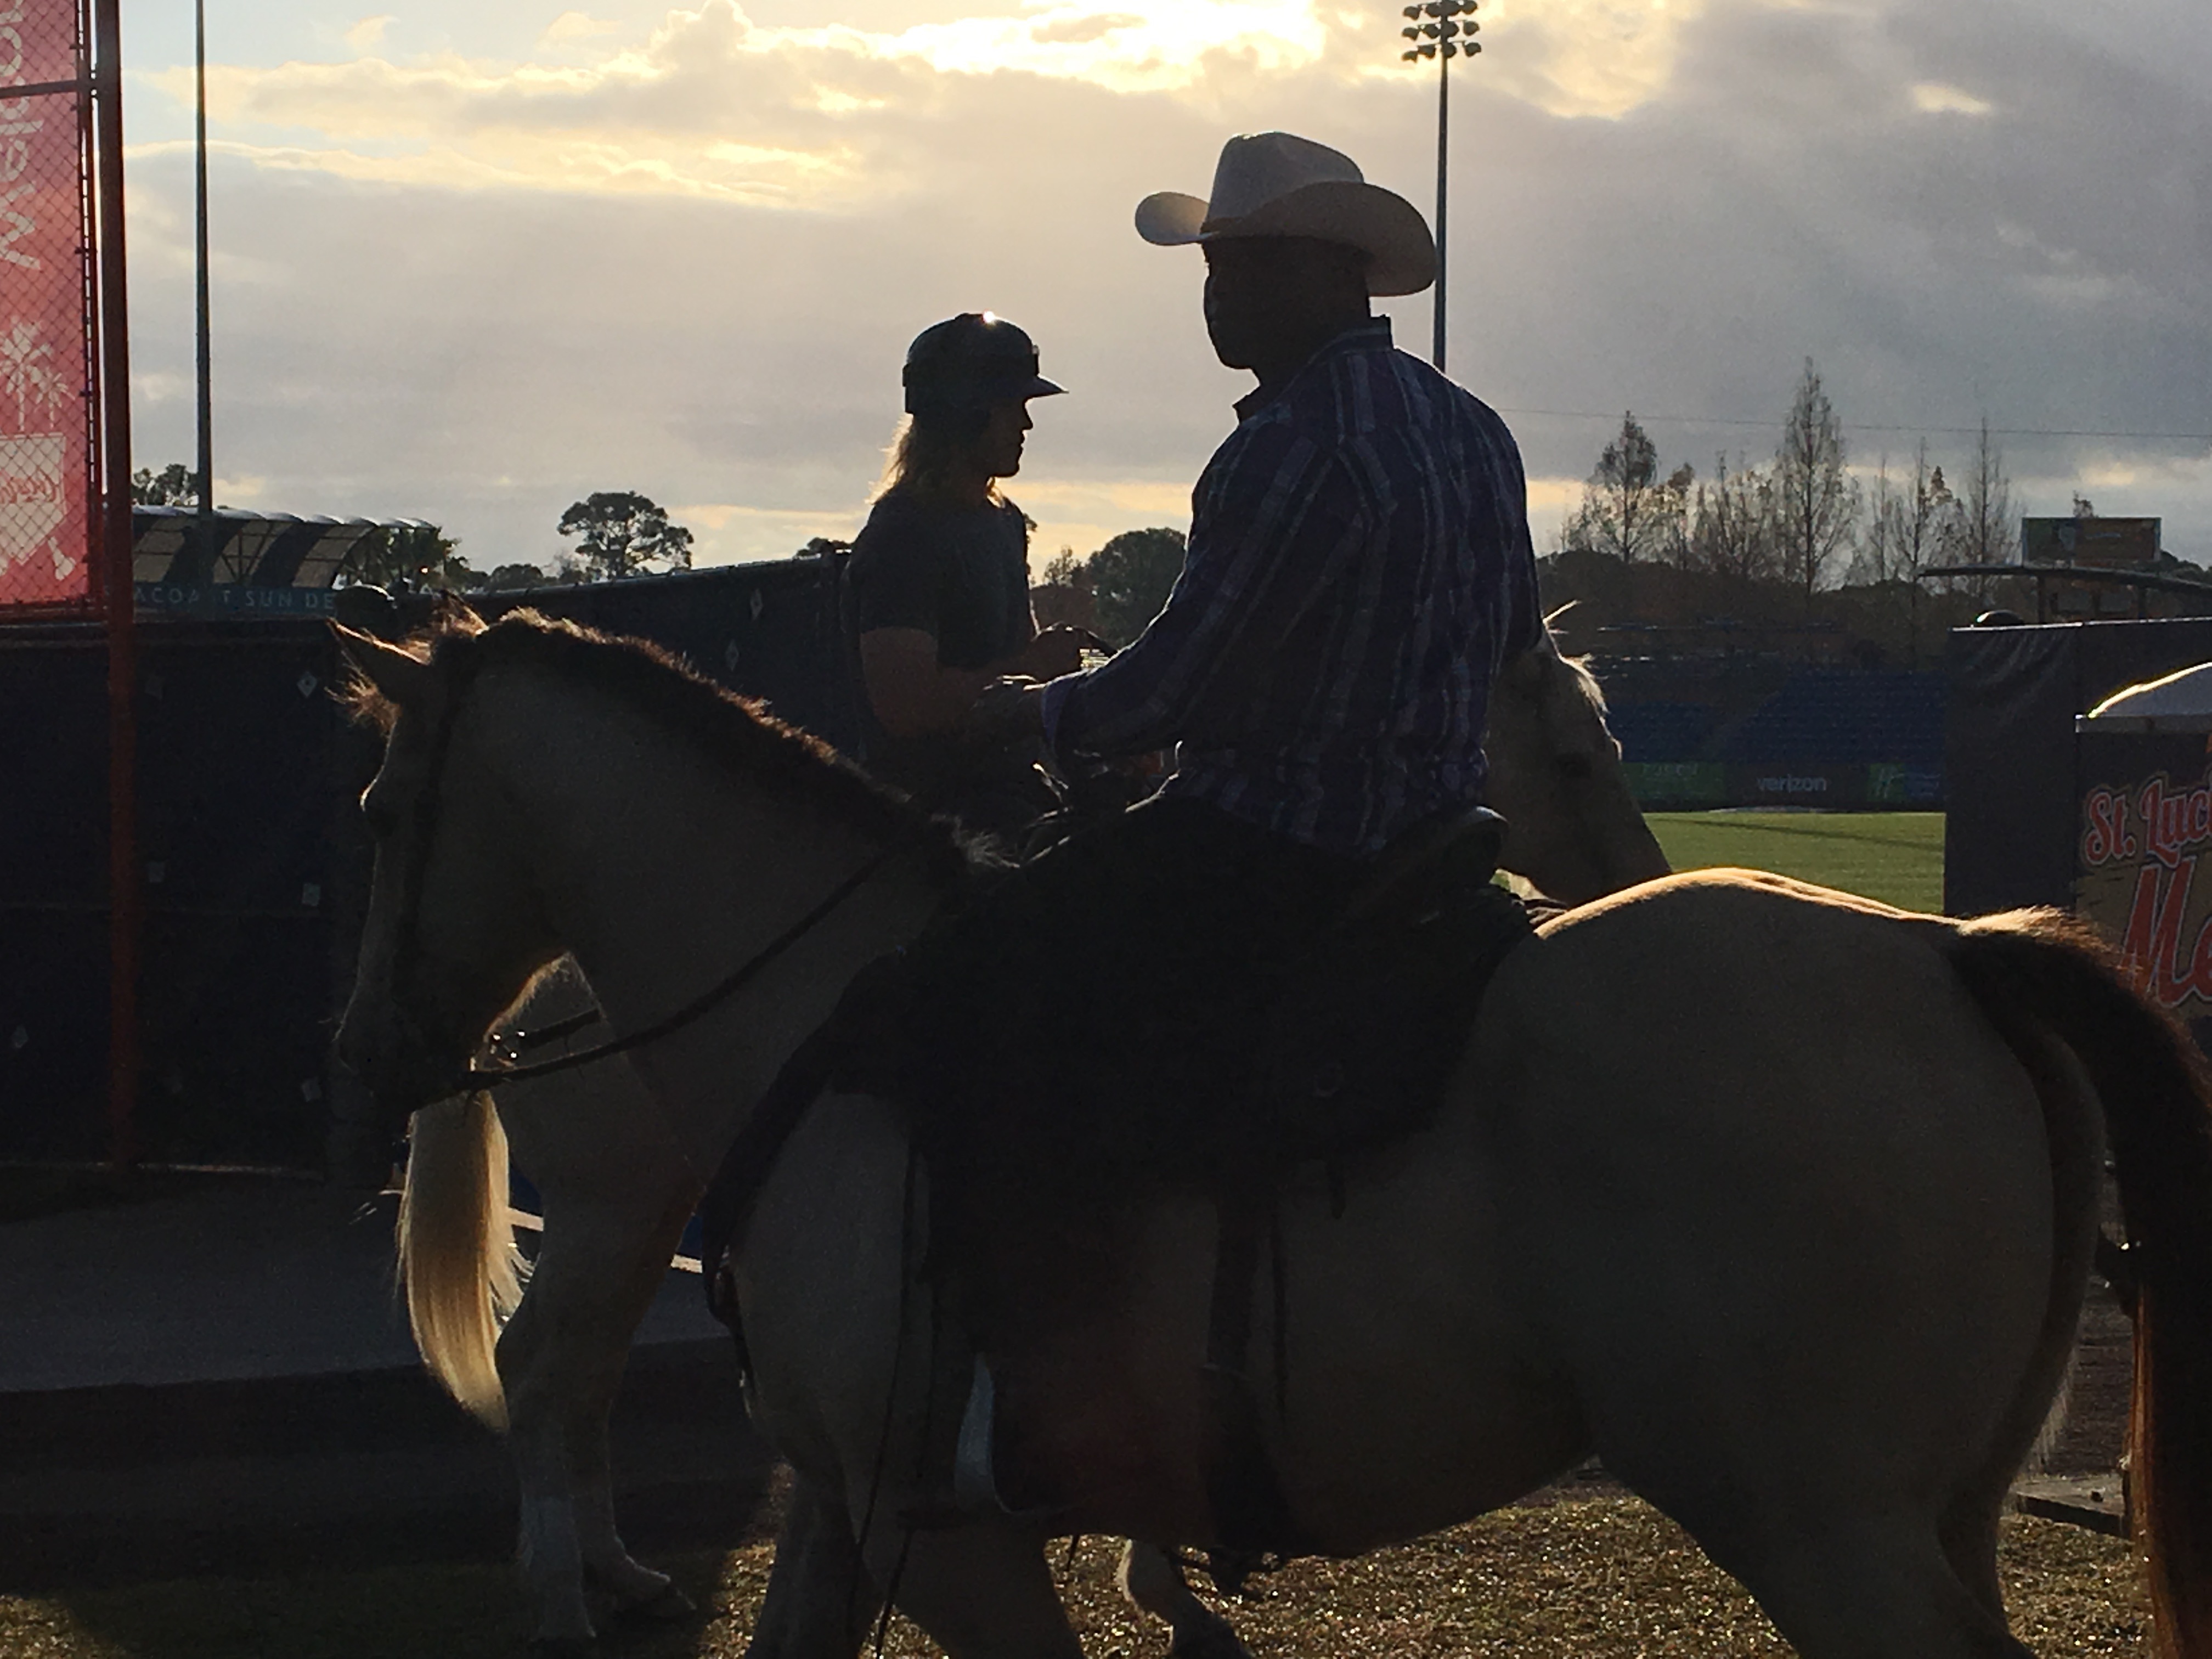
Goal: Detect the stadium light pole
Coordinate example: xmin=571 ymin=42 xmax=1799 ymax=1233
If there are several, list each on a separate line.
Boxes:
xmin=1399 ymin=0 xmax=1480 ymax=374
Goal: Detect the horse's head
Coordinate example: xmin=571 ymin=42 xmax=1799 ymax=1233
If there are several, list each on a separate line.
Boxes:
xmin=1485 ymin=614 xmax=1672 ymax=906
xmin=333 ymin=607 xmax=561 ymax=1131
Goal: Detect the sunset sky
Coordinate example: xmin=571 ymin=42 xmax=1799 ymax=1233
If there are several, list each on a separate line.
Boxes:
xmin=112 ymin=0 xmax=2212 ymax=573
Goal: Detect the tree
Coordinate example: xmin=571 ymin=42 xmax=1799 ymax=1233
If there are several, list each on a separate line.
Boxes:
xmin=1689 ymin=453 xmax=1779 ymax=584
xmin=1087 ymin=527 xmax=1187 ymax=645
xmin=1771 ymin=358 xmax=1859 ymax=610
xmin=556 ymin=492 xmax=694 ymax=581
xmin=131 ymin=462 xmax=202 ymax=507
xmin=1030 ymin=547 xmax=1096 ymax=633
xmin=1848 ymin=442 xmax=1957 ymax=667
xmin=340 ymin=523 xmax=477 ymax=591
xmin=1561 ymin=413 xmax=1688 ymax=566
xmin=1954 ymin=415 xmax=2016 ymax=572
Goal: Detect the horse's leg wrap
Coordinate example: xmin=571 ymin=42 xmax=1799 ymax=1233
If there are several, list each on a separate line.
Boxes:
xmin=1119 ymin=1544 xmax=1255 ymax=1659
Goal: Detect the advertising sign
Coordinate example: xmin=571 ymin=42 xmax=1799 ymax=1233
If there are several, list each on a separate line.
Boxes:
xmin=2024 ymin=516 xmax=2162 ymax=569
xmin=0 ymin=0 xmax=94 ymax=608
xmin=2076 ymin=739 xmax=2212 ymax=1044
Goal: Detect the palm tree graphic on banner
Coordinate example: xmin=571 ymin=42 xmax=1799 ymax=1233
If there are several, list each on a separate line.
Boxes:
xmin=0 ymin=317 xmax=72 ymax=580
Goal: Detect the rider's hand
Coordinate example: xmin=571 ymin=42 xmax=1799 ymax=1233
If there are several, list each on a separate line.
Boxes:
xmin=966 ymin=678 xmax=1046 ymax=745
xmin=1013 ymin=625 xmax=1088 ymax=681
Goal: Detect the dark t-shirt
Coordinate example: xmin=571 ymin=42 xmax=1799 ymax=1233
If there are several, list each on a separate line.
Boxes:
xmin=847 ymin=492 xmax=1045 ymax=819
xmin=849 ymin=493 xmax=1033 ymax=669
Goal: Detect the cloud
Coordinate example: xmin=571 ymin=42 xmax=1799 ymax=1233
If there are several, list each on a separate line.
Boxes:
xmin=343 ymin=14 xmax=396 ymax=53
xmin=113 ymin=0 xmax=2212 ymax=579
xmin=540 ymin=12 xmax=622 ymax=49
xmin=143 ymin=0 xmax=1724 ymax=212
xmin=1910 ymin=80 xmax=1993 ymax=116
xmin=1463 ymin=0 xmax=1711 ymax=120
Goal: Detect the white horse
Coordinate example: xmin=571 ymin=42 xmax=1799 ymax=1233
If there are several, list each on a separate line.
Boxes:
xmin=337 ymin=608 xmax=2212 ymax=1658
xmin=361 ymin=613 xmax=1669 ymax=1653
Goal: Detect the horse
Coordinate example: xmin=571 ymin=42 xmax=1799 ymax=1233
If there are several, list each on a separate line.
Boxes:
xmin=335 ymin=606 xmax=2212 ymax=1658
xmin=358 ymin=610 xmax=1669 ymax=1654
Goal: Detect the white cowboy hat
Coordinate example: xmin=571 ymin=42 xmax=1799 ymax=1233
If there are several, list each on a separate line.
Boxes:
xmin=1134 ymin=131 xmax=1437 ymax=298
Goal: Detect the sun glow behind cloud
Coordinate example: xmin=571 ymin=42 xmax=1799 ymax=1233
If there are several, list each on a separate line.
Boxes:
xmin=143 ymin=0 xmax=1716 ymax=209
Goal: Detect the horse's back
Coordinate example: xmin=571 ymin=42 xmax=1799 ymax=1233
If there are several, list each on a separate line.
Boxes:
xmin=1474 ymin=868 xmax=2066 ymax=1534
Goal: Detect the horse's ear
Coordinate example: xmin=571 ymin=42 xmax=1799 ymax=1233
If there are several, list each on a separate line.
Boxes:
xmin=332 ymin=622 xmax=435 ymax=708
xmin=1542 ymin=600 xmax=1579 ymax=630
xmin=430 ymin=591 xmax=486 ymax=636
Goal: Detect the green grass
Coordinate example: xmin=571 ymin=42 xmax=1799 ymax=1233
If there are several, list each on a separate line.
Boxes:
xmin=0 ymin=1505 xmax=2143 ymax=1657
xmin=1646 ymin=811 xmax=1946 ymax=915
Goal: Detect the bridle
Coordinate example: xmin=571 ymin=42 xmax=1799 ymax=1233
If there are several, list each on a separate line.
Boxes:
xmin=376 ymin=641 xmax=912 ymax=1105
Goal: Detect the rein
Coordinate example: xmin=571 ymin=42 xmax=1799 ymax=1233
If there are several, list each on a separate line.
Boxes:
xmin=384 ymin=641 xmax=913 ymax=1098
xmin=464 ymin=836 xmax=911 ymax=1089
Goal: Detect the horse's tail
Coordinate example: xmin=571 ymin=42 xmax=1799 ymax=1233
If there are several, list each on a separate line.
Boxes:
xmin=1947 ymin=909 xmax=2212 ymax=1657
xmin=397 ymin=1090 xmax=526 ymax=1431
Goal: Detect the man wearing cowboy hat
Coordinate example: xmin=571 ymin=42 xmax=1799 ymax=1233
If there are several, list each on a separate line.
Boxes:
xmin=974 ymin=129 xmax=1542 ymax=858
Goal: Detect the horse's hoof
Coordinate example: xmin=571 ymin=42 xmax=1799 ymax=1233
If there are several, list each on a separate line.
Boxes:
xmin=612 ymin=1582 xmax=696 ymax=1624
xmin=528 ymin=1639 xmax=599 ymax=1659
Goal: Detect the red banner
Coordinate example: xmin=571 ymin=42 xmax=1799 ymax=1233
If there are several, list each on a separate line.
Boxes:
xmin=0 ymin=0 xmax=95 ymax=608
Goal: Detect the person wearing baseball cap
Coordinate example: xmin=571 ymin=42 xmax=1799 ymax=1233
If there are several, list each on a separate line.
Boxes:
xmin=845 ymin=312 xmax=1090 ymax=844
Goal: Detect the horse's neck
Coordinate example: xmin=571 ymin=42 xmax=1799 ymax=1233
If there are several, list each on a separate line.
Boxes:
xmin=494 ymin=680 xmax=947 ymax=1171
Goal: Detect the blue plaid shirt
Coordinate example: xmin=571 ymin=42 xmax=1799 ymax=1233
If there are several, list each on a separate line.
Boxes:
xmin=1040 ymin=318 xmax=1543 ymax=859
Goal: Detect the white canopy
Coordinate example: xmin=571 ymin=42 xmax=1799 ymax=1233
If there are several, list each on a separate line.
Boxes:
xmin=2078 ymin=660 xmax=2212 ymax=733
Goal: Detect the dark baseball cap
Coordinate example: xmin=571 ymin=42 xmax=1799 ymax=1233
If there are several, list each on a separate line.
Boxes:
xmin=902 ymin=313 xmax=1066 ymax=415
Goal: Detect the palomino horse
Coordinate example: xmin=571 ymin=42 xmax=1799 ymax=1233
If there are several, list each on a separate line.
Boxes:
xmin=358 ymin=613 xmax=1669 ymax=1654
xmin=337 ymin=608 xmax=2212 ymax=1658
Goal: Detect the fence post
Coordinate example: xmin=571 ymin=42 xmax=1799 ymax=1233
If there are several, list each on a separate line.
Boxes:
xmin=93 ymin=0 xmax=137 ymax=1169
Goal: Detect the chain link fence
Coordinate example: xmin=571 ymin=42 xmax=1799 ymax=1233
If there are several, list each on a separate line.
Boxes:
xmin=1 ymin=0 xmax=97 ymax=610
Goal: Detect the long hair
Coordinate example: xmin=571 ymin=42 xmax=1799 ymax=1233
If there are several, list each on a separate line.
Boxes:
xmin=872 ymin=408 xmax=1000 ymax=506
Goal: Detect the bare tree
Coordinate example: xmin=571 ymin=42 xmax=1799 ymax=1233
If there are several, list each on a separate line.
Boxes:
xmin=1562 ymin=412 xmax=1686 ymax=566
xmin=1849 ymin=441 xmax=1957 ymax=667
xmin=1954 ymin=415 xmax=2017 ymax=571
xmin=1772 ymin=358 xmax=1860 ymax=610
xmin=1690 ymin=453 xmax=1779 ymax=584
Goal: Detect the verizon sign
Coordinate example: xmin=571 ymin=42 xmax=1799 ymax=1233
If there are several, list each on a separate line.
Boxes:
xmin=0 ymin=0 xmax=94 ymax=608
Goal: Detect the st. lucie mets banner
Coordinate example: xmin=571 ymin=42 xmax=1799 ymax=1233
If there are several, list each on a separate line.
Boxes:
xmin=2076 ymin=744 xmax=2212 ymax=1046
xmin=0 ymin=0 xmax=94 ymax=608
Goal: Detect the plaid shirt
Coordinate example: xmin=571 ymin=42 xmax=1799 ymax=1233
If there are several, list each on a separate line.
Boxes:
xmin=1040 ymin=318 xmax=1543 ymax=859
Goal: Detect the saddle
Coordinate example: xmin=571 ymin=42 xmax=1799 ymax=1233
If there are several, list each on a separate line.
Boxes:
xmin=698 ymin=807 xmax=1534 ymax=1561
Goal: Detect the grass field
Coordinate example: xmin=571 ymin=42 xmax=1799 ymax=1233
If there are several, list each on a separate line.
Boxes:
xmin=1646 ymin=811 xmax=1946 ymax=913
xmin=0 ymin=1505 xmax=2146 ymax=1658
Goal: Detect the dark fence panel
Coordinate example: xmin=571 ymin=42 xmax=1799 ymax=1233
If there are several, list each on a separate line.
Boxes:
xmin=3 ymin=559 xmax=852 ymax=1168
xmin=0 ymin=620 xmax=374 ymax=1167
xmin=1944 ymin=619 xmax=2212 ymax=916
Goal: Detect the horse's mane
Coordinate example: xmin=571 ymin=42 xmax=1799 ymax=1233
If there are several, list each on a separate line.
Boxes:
xmin=344 ymin=607 xmax=973 ymax=882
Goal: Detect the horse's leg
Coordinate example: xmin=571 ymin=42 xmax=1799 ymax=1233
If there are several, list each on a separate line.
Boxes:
xmin=495 ymin=1274 xmax=596 ymax=1652
xmin=506 ymin=1176 xmax=699 ymax=1628
xmin=860 ymin=1525 xmax=1084 ymax=1659
xmin=747 ymin=1471 xmax=877 ymax=1659
xmin=568 ymin=1184 xmax=703 ymax=1618
xmin=1684 ymin=1516 xmax=2032 ymax=1659
xmin=1119 ymin=1543 xmax=1252 ymax=1659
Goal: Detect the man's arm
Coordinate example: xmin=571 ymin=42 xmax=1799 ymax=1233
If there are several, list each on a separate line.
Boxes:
xmin=1039 ymin=423 xmax=1361 ymax=758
